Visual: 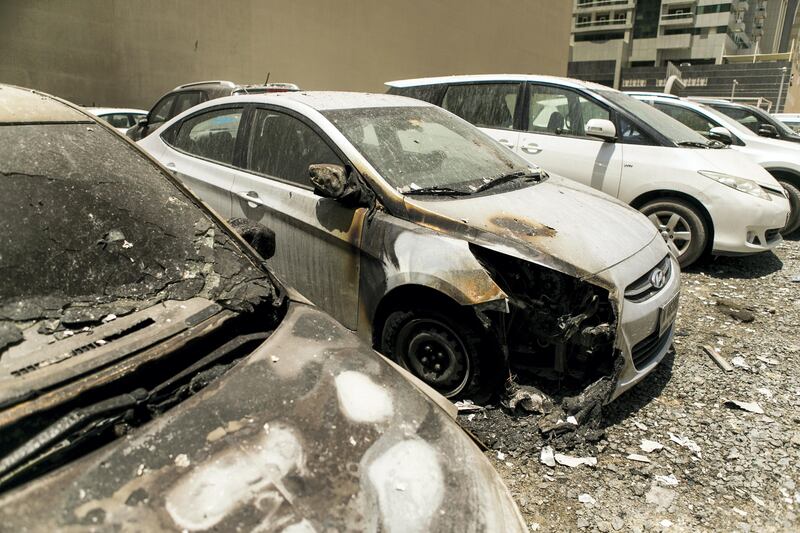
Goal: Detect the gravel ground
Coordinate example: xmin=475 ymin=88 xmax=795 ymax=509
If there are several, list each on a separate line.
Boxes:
xmin=459 ymin=237 xmax=800 ymax=533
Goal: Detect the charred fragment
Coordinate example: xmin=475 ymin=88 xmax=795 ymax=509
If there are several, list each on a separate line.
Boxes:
xmin=470 ymin=244 xmax=620 ymax=409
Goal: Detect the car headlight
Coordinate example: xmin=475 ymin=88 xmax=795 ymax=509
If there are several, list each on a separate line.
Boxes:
xmin=698 ymin=170 xmax=772 ymax=201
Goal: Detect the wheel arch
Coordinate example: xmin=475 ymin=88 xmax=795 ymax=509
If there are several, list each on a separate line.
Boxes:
xmin=370 ymin=284 xmax=474 ymax=348
xmin=630 ymin=190 xmax=715 ymax=255
xmin=764 ymin=167 xmax=800 ymax=187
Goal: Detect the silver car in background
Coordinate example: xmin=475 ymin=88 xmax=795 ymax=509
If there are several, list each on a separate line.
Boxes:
xmin=139 ymin=92 xmax=680 ymax=415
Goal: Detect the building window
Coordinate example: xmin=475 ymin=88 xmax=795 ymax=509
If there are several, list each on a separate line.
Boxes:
xmin=697 ymin=3 xmax=733 ymax=15
xmin=634 ymin=0 xmax=660 ymax=39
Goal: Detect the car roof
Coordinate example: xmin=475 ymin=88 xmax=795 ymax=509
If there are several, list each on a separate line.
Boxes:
xmin=385 ymin=74 xmax=613 ymax=92
xmin=624 ymin=91 xmax=681 ymax=100
xmin=0 ymin=84 xmax=90 ymax=124
xmin=86 ymin=107 xmax=148 ymax=115
xmin=222 ymin=90 xmax=434 ymax=111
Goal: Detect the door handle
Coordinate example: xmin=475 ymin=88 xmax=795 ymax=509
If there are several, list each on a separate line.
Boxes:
xmin=521 ymin=143 xmax=542 ymax=155
xmin=235 ymin=190 xmax=265 ymax=206
xmin=497 ymin=138 xmax=515 ymax=149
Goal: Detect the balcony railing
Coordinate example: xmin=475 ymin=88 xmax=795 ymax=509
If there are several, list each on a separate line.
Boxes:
xmin=660 ymin=11 xmax=695 ymax=26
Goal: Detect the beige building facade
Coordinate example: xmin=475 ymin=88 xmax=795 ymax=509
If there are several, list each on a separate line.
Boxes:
xmin=0 ymin=0 xmax=571 ymax=109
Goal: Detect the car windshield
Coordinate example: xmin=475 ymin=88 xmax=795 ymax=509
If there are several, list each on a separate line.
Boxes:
xmin=598 ymin=90 xmax=710 ymax=146
xmin=0 ymin=123 xmax=275 ymax=368
xmin=322 ymin=106 xmax=535 ymax=193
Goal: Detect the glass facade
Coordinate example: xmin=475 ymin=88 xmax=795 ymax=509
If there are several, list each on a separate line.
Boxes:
xmin=633 ymin=0 xmax=661 ymax=39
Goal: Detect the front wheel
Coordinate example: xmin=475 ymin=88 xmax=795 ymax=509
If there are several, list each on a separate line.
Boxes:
xmin=640 ymin=199 xmax=708 ymax=268
xmin=380 ymin=306 xmax=494 ymax=400
xmin=777 ymin=179 xmax=800 ymax=235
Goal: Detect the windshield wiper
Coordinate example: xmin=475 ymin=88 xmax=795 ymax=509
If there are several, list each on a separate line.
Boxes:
xmin=474 ymin=170 xmax=543 ymax=193
xmin=676 ymin=140 xmax=710 ymax=149
xmin=403 ymin=186 xmax=472 ymax=196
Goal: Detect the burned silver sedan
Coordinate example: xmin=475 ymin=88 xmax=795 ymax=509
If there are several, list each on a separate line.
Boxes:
xmin=139 ymin=91 xmax=680 ymax=411
xmin=0 ymin=85 xmax=526 ymax=532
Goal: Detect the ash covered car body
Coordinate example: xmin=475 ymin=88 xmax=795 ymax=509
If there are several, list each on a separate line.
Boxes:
xmin=0 ymin=85 xmax=526 ymax=532
xmin=138 ymin=91 xmax=680 ymax=411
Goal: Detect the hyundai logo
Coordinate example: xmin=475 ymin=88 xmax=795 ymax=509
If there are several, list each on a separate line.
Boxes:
xmin=650 ymin=268 xmax=666 ymax=290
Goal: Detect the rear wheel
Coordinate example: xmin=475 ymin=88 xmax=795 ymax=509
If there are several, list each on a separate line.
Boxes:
xmin=640 ymin=198 xmax=707 ymax=268
xmin=380 ymin=305 xmax=495 ymax=400
xmin=777 ymin=179 xmax=800 ymax=235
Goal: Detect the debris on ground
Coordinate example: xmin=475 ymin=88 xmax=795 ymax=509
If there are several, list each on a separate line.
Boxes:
xmin=554 ymin=453 xmax=597 ymax=468
xmin=454 ymin=399 xmax=484 ymax=413
xmin=540 ymin=446 xmax=556 ymax=467
xmin=715 ymin=297 xmax=755 ymax=322
xmin=655 ymin=474 xmax=679 ymax=487
xmin=503 ymin=383 xmax=554 ymax=414
xmin=730 ymin=356 xmax=750 ymax=369
xmin=645 ymin=485 xmax=676 ymax=509
xmin=627 ymin=453 xmax=652 ymax=463
xmin=578 ymin=494 xmax=596 ymax=505
xmin=703 ymin=344 xmax=733 ymax=371
xmin=640 ymin=439 xmax=664 ymax=453
xmin=461 ymin=245 xmax=800 ymax=531
xmin=724 ymin=399 xmax=765 ymax=414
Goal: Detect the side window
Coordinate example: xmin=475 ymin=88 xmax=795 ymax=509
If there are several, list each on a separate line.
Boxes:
xmin=150 ymin=95 xmax=176 ymax=123
xmin=712 ymin=106 xmax=760 ymax=133
xmin=103 ymin=114 xmax=131 ymax=128
xmin=617 ymin=116 xmax=652 ymax=145
xmin=387 ymin=85 xmax=444 ymax=104
xmin=171 ymin=108 xmax=243 ymax=165
xmin=527 ymin=84 xmax=609 ymax=137
xmin=171 ymin=91 xmax=203 ymax=120
xmin=654 ymin=103 xmax=716 ymax=135
xmin=441 ymin=83 xmax=519 ymax=130
xmin=246 ymin=109 xmax=343 ymax=187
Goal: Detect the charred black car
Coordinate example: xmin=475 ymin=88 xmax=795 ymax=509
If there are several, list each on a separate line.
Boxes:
xmin=0 ymin=85 xmax=525 ymax=532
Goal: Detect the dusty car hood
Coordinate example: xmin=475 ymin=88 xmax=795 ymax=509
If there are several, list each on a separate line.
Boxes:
xmin=404 ymin=174 xmax=659 ymax=277
xmin=0 ymin=302 xmax=524 ymax=532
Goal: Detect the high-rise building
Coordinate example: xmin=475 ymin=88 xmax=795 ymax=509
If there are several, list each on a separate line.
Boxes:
xmin=569 ymin=1 xmax=798 ymax=88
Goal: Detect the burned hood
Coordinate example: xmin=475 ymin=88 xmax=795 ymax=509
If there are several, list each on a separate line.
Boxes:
xmin=0 ymin=303 xmax=525 ymax=532
xmin=403 ymin=175 xmax=659 ymax=277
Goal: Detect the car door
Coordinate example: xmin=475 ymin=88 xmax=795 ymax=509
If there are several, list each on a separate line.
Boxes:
xmin=440 ymin=82 xmax=522 ymax=151
xmin=160 ymin=105 xmax=245 ymax=218
xmin=517 ymin=83 xmax=623 ymax=197
xmin=230 ymin=107 xmax=365 ymax=329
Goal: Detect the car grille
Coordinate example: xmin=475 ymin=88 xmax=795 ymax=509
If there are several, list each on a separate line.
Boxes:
xmin=624 ymin=256 xmax=672 ymax=303
xmin=631 ymin=325 xmax=673 ymax=370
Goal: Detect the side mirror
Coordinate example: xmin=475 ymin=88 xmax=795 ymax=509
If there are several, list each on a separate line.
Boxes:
xmin=585 ymin=119 xmax=617 ymax=142
xmin=228 ymin=218 xmax=276 ymax=260
xmin=758 ymin=123 xmax=778 ymax=138
xmin=309 ymin=164 xmax=369 ymax=206
xmin=709 ymin=126 xmax=733 ymax=145
xmin=136 ymin=116 xmax=148 ymax=129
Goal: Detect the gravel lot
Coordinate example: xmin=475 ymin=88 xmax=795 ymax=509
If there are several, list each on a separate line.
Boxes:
xmin=460 ymin=237 xmax=800 ymax=532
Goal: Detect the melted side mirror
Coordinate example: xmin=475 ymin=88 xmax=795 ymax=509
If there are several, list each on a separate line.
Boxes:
xmin=228 ymin=218 xmax=276 ymax=260
xmin=309 ymin=164 xmax=372 ymax=206
xmin=758 ymin=123 xmax=779 ymax=138
xmin=136 ymin=116 xmax=148 ymax=128
xmin=709 ymin=126 xmax=733 ymax=145
xmin=585 ymin=118 xmax=617 ymax=142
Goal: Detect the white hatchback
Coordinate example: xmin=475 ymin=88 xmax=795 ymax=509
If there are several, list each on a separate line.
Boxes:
xmin=387 ymin=75 xmax=790 ymax=267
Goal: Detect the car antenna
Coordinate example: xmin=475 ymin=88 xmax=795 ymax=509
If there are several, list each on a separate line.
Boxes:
xmin=264 ymin=72 xmax=271 ymax=85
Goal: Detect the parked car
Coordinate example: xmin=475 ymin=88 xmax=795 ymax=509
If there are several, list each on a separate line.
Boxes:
xmin=690 ymin=98 xmax=800 ymax=144
xmin=386 ymin=75 xmax=791 ymax=267
xmin=139 ymin=90 xmax=680 ymax=413
xmin=126 ymin=80 xmax=299 ymax=141
xmin=0 ymin=84 xmax=526 ymax=532
xmin=85 ymin=107 xmax=147 ymax=133
xmin=773 ymin=112 xmax=800 ymax=134
xmin=632 ymin=94 xmax=800 ymax=235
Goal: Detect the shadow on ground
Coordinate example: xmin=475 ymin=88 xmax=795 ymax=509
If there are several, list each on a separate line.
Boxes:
xmin=601 ymin=347 xmax=676 ymax=429
xmin=686 ymin=252 xmax=783 ymax=280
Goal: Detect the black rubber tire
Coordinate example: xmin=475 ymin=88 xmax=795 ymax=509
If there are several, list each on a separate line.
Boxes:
xmin=777 ymin=179 xmax=800 ymax=235
xmin=640 ymin=198 xmax=708 ymax=268
xmin=379 ymin=305 xmax=496 ymax=400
